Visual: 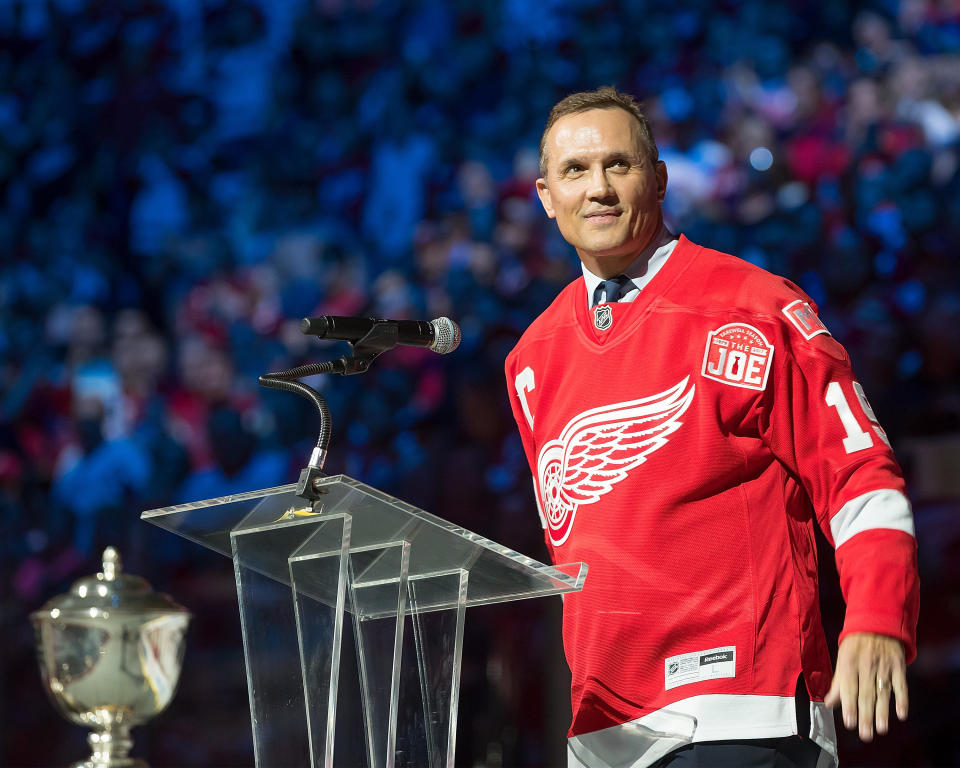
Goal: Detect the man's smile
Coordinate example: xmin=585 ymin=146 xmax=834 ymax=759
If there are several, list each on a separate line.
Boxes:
xmin=584 ymin=208 xmax=623 ymax=224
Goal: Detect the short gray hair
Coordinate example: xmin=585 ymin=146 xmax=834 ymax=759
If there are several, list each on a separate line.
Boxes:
xmin=538 ymin=86 xmax=659 ymax=176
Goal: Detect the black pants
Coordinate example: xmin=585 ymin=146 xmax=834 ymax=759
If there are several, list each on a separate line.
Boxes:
xmin=651 ymin=736 xmax=821 ymax=767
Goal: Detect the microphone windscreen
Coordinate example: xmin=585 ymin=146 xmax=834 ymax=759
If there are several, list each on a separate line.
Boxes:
xmin=430 ymin=317 xmax=461 ymax=354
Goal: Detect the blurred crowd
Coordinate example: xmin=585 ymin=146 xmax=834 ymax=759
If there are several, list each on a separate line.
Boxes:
xmin=2 ymin=0 xmax=960 ymax=765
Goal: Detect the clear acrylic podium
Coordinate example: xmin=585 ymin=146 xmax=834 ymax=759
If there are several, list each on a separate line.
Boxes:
xmin=142 ymin=474 xmax=586 ymax=768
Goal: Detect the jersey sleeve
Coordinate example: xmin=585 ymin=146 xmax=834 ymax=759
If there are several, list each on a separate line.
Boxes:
xmin=759 ymin=298 xmax=919 ymax=663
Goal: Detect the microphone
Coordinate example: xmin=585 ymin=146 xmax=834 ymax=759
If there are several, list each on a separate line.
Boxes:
xmin=300 ymin=315 xmax=462 ymax=355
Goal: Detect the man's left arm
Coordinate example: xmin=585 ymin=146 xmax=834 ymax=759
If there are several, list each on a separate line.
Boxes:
xmin=823 ymin=488 xmax=917 ymax=741
xmin=761 ymin=297 xmax=919 ymax=743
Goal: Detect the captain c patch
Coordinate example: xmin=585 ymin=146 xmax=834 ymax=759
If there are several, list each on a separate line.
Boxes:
xmin=782 ymin=299 xmax=830 ymax=340
xmin=701 ymin=323 xmax=773 ymax=391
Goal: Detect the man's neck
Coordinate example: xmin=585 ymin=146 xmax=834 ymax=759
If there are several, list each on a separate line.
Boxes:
xmin=579 ymin=223 xmax=674 ymax=280
xmin=579 ymin=225 xmax=679 ymax=309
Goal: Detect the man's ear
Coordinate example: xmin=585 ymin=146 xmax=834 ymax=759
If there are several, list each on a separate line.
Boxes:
xmin=536 ymin=177 xmax=556 ymax=219
xmin=656 ymin=160 xmax=668 ymax=204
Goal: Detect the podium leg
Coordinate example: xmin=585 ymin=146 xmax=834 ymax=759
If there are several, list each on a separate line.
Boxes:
xmin=349 ymin=550 xmax=469 ymax=767
xmin=406 ymin=570 xmax=468 ymax=768
xmin=232 ymin=523 xmax=316 ymax=768
xmin=289 ymin=514 xmax=353 ymax=768
xmin=351 ymin=541 xmax=411 ymax=768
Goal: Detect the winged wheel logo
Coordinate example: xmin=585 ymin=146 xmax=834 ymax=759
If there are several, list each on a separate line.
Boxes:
xmin=536 ymin=377 xmax=695 ymax=546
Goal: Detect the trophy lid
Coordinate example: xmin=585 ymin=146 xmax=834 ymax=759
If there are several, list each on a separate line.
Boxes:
xmin=32 ymin=546 xmax=190 ymax=620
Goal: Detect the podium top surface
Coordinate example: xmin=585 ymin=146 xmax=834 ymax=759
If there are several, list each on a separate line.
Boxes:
xmin=142 ymin=474 xmax=585 ymax=613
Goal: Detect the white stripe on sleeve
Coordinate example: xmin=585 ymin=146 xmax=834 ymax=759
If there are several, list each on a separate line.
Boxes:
xmin=830 ymin=489 xmax=915 ymax=549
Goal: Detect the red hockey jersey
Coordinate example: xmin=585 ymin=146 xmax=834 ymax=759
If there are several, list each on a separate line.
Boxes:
xmin=504 ymin=236 xmax=919 ymax=767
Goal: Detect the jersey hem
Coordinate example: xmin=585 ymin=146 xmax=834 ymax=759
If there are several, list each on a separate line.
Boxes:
xmin=566 ymin=694 xmax=838 ymax=768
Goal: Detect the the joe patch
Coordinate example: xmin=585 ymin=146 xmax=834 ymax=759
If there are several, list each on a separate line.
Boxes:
xmin=782 ymin=299 xmax=830 ymax=340
xmin=701 ymin=323 xmax=773 ymax=391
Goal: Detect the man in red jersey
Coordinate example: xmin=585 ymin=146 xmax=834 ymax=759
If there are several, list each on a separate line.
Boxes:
xmin=504 ymin=87 xmax=918 ymax=767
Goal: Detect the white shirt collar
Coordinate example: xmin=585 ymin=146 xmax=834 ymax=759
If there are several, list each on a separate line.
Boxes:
xmin=581 ymin=225 xmax=679 ymax=308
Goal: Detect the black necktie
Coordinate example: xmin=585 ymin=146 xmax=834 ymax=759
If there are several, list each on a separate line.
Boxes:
xmin=592 ymin=275 xmax=637 ymax=308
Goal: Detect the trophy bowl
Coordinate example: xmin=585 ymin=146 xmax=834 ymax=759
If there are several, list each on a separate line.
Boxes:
xmin=31 ymin=547 xmax=191 ymax=768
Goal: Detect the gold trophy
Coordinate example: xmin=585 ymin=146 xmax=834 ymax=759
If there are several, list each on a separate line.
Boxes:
xmin=31 ymin=547 xmax=191 ymax=768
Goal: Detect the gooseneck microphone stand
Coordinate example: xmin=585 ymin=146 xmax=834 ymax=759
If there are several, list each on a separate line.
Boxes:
xmin=258 ymin=322 xmax=404 ymax=505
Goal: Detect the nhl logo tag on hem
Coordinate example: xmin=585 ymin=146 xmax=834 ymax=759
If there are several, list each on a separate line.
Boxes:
xmin=594 ymin=304 xmax=613 ymax=331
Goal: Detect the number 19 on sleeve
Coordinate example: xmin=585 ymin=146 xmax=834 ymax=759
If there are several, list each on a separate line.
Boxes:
xmin=825 ymin=380 xmax=874 ymax=454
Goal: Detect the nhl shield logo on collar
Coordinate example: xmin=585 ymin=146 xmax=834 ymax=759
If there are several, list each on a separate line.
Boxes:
xmin=594 ymin=304 xmax=613 ymax=331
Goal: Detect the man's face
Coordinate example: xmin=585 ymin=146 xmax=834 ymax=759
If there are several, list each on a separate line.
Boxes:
xmin=536 ymin=108 xmax=667 ymax=277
